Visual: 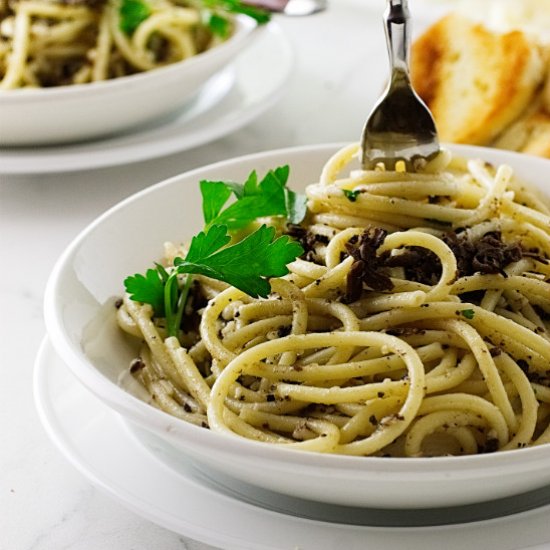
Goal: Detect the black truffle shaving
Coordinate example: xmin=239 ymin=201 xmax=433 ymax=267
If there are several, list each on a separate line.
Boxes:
xmin=344 ymin=227 xmax=529 ymax=303
xmin=286 ymin=223 xmax=329 ymax=264
xmin=345 ymin=227 xmax=393 ymax=302
xmin=444 ymin=231 xmax=523 ymax=278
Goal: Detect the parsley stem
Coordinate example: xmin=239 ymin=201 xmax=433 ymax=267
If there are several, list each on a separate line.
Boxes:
xmin=171 ymin=274 xmax=193 ymax=338
xmin=164 ymin=271 xmax=193 ymax=338
xmin=164 ymin=273 xmax=177 ymax=337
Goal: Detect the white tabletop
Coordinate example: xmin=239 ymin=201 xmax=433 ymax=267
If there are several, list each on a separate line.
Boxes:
xmin=0 ymin=2 xmax=436 ymax=549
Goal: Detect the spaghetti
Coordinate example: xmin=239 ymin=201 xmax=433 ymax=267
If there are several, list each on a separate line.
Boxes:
xmin=117 ymin=144 xmax=550 ymax=457
xmin=0 ymin=0 xmax=230 ymax=89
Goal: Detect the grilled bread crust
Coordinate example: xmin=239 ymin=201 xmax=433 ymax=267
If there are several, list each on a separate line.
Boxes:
xmin=493 ymin=103 xmax=550 ymax=157
xmin=411 ymin=14 xmax=545 ymax=146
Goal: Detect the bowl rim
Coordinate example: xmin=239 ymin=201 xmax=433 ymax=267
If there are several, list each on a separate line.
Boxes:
xmin=0 ymin=15 xmax=257 ymax=102
xmin=44 ymin=142 xmax=550 ymax=476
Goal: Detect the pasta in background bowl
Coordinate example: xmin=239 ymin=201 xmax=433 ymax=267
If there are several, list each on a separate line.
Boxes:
xmin=0 ymin=13 xmax=260 ymax=145
xmin=44 ymin=143 xmax=550 ymax=509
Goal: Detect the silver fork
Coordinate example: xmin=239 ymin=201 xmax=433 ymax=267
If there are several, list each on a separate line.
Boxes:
xmin=360 ymin=0 xmax=439 ymax=172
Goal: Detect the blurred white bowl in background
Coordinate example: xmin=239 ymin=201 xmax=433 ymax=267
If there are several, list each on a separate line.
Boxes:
xmin=0 ymin=16 xmax=259 ymax=146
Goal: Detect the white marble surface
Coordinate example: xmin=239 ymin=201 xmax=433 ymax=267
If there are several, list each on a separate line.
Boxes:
xmin=0 ymin=2 xmax=390 ymax=549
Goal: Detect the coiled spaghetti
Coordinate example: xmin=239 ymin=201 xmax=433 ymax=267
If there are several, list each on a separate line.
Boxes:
xmin=117 ymin=144 xmax=550 ymax=457
xmin=0 ymin=0 xmax=229 ymax=88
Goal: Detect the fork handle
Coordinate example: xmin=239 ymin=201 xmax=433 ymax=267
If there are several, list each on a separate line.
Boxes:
xmin=384 ymin=0 xmax=411 ymax=80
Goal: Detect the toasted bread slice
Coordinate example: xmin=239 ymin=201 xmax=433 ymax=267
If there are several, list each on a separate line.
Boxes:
xmin=541 ymin=52 xmax=550 ymax=114
xmin=411 ymin=14 xmax=545 ymax=145
xmin=521 ymin=111 xmax=550 ymax=157
xmin=493 ymin=104 xmax=550 ymax=158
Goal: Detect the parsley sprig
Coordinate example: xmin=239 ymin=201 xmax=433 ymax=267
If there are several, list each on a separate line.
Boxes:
xmin=460 ymin=309 xmax=475 ymax=320
xmin=123 ymin=264 xmax=167 ymax=316
xmin=174 ymin=224 xmax=302 ymax=297
xmin=124 ymin=167 xmax=305 ymax=337
xmin=119 ymin=0 xmax=271 ymax=38
xmin=343 ymin=189 xmax=361 ymax=202
xmin=119 ymin=0 xmax=151 ymax=35
xmin=200 ymin=165 xmax=307 ymax=229
xmin=213 ymin=0 xmax=271 ymax=23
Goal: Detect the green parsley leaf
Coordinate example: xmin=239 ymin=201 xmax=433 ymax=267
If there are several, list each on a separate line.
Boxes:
xmin=273 ymin=165 xmax=290 ymax=187
xmin=343 ymin=189 xmax=361 ymax=202
xmin=285 ymin=188 xmax=308 ymax=224
xmin=200 ymin=166 xmax=307 ymax=230
xmin=124 ymin=267 xmax=166 ymax=316
xmin=174 ymin=224 xmax=304 ymax=297
xmin=119 ymin=0 xmax=151 ymax=35
xmin=243 ymin=169 xmax=259 ymax=196
xmin=199 ymin=181 xmax=232 ymax=226
xmin=185 ymin=223 xmax=231 ymax=261
xmin=154 ymin=262 xmax=170 ymax=283
xmin=208 ymin=170 xmax=286 ymax=228
xmin=202 ymin=0 xmax=271 ymax=24
xmin=461 ymin=309 xmax=475 ymax=320
xmin=206 ymin=12 xmax=232 ymax=37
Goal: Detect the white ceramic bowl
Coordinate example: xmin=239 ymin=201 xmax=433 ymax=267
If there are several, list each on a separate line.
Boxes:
xmin=0 ymin=16 xmax=259 ymax=146
xmin=44 ymin=143 xmax=550 ymax=509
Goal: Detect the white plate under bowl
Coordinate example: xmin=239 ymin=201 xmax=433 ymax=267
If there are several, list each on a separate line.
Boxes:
xmin=0 ymin=16 xmax=259 ymax=146
xmin=0 ymin=22 xmax=291 ymax=175
xmin=44 ymin=142 xmax=550 ymax=509
xmin=33 ymin=338 xmax=550 ymax=550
